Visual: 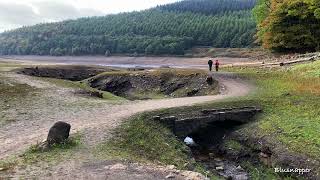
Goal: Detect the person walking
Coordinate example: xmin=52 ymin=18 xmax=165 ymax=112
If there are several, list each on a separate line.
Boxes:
xmin=215 ymin=60 xmax=220 ymax=72
xmin=208 ymin=59 xmax=213 ymax=71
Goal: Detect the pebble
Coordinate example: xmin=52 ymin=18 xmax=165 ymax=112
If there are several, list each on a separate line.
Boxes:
xmin=236 ymin=165 xmax=243 ymax=170
xmin=215 ymin=162 xmax=224 ymax=166
xmin=215 ymin=166 xmax=224 ymax=171
xmin=165 ymin=173 xmax=175 ymax=179
xmin=167 ymin=165 xmax=176 ymax=170
xmin=105 ymin=163 xmax=127 ymax=170
xmin=260 ymin=152 xmax=269 ymax=158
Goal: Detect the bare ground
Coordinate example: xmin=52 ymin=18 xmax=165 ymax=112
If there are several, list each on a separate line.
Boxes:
xmin=0 ymin=55 xmax=257 ymax=68
xmin=0 ymin=67 xmax=253 ymax=179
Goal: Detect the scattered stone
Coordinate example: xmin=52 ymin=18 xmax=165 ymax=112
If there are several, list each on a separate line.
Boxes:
xmin=0 ymin=168 xmax=5 ymax=171
xmin=215 ymin=162 xmax=224 ymax=167
xmin=181 ymin=171 xmax=206 ymax=180
xmin=108 ymin=163 xmax=127 ymax=170
xmin=167 ymin=165 xmax=176 ymax=170
xmin=234 ymin=174 xmax=248 ymax=180
xmin=183 ymin=163 xmax=189 ymax=167
xmin=47 ymin=121 xmax=71 ymax=146
xmin=215 ymin=166 xmax=224 ymax=171
xmin=165 ymin=173 xmax=175 ymax=179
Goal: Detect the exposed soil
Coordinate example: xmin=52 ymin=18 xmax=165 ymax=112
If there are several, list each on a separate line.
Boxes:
xmin=0 ymin=55 xmax=257 ymax=69
xmin=18 ymin=65 xmax=118 ymax=81
xmin=19 ymin=66 xmax=219 ymax=100
xmin=88 ymin=70 xmax=219 ymax=100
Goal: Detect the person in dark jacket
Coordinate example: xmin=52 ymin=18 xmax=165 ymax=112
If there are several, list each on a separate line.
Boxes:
xmin=215 ymin=60 xmax=220 ymax=72
xmin=208 ymin=60 xmax=213 ymax=71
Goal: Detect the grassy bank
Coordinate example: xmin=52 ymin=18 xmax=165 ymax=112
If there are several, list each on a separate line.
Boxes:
xmin=98 ymin=61 xmax=320 ymax=178
xmin=95 ymin=112 xmax=218 ymax=178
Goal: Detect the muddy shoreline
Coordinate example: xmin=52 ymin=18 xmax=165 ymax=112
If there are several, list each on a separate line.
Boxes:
xmin=0 ymin=55 xmax=256 ymax=69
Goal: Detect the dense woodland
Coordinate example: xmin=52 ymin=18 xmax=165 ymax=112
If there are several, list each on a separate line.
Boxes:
xmin=0 ymin=0 xmax=257 ymax=56
xmin=253 ymin=0 xmax=320 ymax=52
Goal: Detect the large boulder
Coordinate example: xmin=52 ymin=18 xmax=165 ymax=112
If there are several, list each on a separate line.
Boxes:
xmin=47 ymin=121 xmax=71 ymax=146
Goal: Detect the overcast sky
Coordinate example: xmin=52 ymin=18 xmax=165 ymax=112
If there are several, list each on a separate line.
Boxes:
xmin=0 ymin=0 xmax=179 ymax=32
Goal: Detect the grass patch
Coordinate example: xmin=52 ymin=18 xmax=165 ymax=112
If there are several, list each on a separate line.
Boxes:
xmin=95 ymin=113 xmax=191 ymax=168
xmin=95 ymin=113 xmax=221 ymax=179
xmin=223 ymin=139 xmax=243 ymax=152
xmin=241 ymin=161 xmax=294 ymax=180
xmin=241 ymin=70 xmax=319 ymax=159
xmin=38 ymin=77 xmax=124 ymax=101
xmin=0 ymin=158 xmax=17 ymax=172
xmin=22 ymin=134 xmax=82 ymax=164
xmin=290 ymin=60 xmax=320 ymax=78
xmin=0 ymin=134 xmax=82 ymax=175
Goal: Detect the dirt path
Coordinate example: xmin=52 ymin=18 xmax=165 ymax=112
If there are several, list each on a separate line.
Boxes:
xmin=0 ymin=71 xmax=252 ymax=160
xmin=0 ymin=70 xmax=253 ymax=179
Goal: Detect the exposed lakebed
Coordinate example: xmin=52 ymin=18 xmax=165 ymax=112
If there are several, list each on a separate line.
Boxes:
xmin=19 ymin=66 xmax=219 ymax=100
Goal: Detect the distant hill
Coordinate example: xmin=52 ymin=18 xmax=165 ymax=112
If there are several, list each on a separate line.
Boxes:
xmin=0 ymin=0 xmax=257 ymax=56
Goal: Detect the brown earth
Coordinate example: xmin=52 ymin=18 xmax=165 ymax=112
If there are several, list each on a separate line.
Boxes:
xmin=0 ymin=55 xmax=257 ymax=69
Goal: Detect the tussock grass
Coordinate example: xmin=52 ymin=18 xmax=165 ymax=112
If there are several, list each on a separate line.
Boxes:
xmin=291 ymin=60 xmax=320 ymax=78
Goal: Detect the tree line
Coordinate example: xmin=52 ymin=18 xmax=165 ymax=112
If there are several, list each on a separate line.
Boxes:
xmin=0 ymin=0 xmax=257 ymax=56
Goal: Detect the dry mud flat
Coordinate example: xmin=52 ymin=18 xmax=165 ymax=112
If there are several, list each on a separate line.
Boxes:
xmin=0 ymin=55 xmax=255 ymax=68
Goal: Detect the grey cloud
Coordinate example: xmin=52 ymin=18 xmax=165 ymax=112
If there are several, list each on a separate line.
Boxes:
xmin=0 ymin=2 xmax=44 ymax=25
xmin=0 ymin=1 xmax=104 ymax=32
xmin=34 ymin=2 xmax=104 ymax=21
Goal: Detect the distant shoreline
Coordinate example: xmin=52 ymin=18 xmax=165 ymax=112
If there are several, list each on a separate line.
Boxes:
xmin=0 ymin=55 xmax=254 ymax=69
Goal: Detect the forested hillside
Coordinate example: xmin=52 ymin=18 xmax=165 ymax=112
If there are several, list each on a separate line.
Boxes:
xmin=253 ymin=0 xmax=320 ymax=52
xmin=0 ymin=0 xmax=257 ymax=56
